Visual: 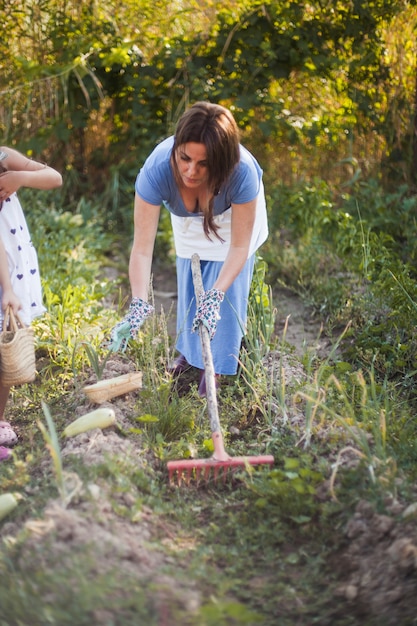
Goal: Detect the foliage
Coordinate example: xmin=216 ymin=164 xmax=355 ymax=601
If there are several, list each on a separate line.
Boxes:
xmin=21 ymin=193 xmax=118 ymax=387
xmin=245 ymin=455 xmax=324 ymax=522
xmin=240 ymin=255 xmax=276 ymax=365
xmin=0 ymin=550 xmax=159 ymax=625
xmin=1 ymin=0 xmax=417 ymax=204
xmin=297 ymin=368 xmax=400 ymax=496
xmin=74 ymin=342 xmax=114 ymax=381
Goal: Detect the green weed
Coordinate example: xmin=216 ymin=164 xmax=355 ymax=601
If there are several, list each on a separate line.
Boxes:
xmin=297 ymin=368 xmax=398 ymax=500
xmin=73 ymin=341 xmax=114 ymax=381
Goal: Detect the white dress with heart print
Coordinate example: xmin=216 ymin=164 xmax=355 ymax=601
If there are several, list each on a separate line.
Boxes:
xmin=0 ymin=192 xmax=45 ymax=330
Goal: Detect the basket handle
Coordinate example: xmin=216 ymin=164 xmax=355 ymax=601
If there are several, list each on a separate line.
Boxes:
xmin=3 ymin=306 xmax=27 ymax=332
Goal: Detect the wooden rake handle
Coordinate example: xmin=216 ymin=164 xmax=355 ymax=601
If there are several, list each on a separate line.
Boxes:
xmin=191 ymin=253 xmax=229 ymax=460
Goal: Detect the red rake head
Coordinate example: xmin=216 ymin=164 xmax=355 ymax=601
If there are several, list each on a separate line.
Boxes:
xmin=167 ymin=455 xmax=274 ymax=486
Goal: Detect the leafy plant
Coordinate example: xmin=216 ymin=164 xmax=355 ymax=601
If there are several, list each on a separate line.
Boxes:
xmin=73 ymin=341 xmax=114 ymax=381
xmin=296 ymin=368 xmax=399 ymax=500
xmin=244 ymin=454 xmax=324 ymax=523
xmin=132 ymin=382 xmax=198 ymax=451
xmin=37 ymin=402 xmax=82 ymax=507
xmin=242 ymin=255 xmax=276 ymax=365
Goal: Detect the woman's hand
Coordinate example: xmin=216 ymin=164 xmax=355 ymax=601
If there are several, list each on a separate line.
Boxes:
xmin=192 ymin=288 xmax=225 ymax=340
xmin=108 ymin=297 xmax=155 ymax=352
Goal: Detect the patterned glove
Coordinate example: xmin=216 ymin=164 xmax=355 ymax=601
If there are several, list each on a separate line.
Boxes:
xmin=109 ymin=297 xmax=154 ymax=352
xmin=192 ymin=288 xmax=225 ymax=340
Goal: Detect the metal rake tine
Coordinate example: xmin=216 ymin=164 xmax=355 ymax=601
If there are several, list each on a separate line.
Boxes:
xmin=168 ymin=468 xmax=176 ymax=486
xmin=196 ymin=467 xmax=205 ymax=485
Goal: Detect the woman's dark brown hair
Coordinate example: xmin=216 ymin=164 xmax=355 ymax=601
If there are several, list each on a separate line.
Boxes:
xmin=171 ymin=101 xmax=240 ymax=239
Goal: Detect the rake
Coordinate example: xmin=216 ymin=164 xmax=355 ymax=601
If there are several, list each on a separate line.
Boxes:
xmin=167 ymin=253 xmax=274 ymax=486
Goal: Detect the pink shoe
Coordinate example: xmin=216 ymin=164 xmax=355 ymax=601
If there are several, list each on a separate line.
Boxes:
xmin=0 ymin=446 xmax=12 ymax=462
xmin=0 ymin=422 xmax=18 ymax=447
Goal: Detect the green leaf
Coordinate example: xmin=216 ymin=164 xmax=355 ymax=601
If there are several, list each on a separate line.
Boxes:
xmin=290 ymin=515 xmax=312 ymax=525
xmin=135 ymin=414 xmax=159 ymax=423
xmin=203 ymin=438 xmax=214 ymax=453
xmin=284 ymin=457 xmax=300 ymax=470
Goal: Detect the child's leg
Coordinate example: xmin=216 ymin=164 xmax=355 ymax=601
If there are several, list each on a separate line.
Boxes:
xmin=0 ymin=383 xmax=9 ymax=420
xmin=0 ymin=383 xmax=17 ymax=448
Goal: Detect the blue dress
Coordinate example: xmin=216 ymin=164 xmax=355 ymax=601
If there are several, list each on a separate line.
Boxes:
xmin=175 ymin=256 xmax=255 ymax=374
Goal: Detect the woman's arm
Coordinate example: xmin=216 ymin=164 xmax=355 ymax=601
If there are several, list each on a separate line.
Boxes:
xmin=212 ymin=198 xmax=256 ymax=292
xmin=128 ymin=194 xmax=161 ymax=301
xmin=0 ymin=146 xmax=62 ymax=199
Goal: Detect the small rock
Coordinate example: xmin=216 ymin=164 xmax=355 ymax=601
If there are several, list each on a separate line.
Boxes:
xmin=346 ymin=517 xmax=368 ymax=539
xmin=373 ymin=514 xmax=394 ymax=537
xmin=87 ymin=483 xmax=101 ymax=499
xmin=345 ymin=584 xmax=358 ymax=601
xmin=355 ymin=500 xmax=374 ymax=519
xmin=387 ymin=537 xmax=417 ymax=572
xmin=402 ymin=502 xmax=417 ymax=520
xmin=122 ymin=492 xmax=136 ymax=507
xmin=385 ymin=587 xmax=404 ymax=603
xmin=385 ymin=498 xmax=404 ymax=516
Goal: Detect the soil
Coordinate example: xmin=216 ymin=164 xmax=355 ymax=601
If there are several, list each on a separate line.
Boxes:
xmin=2 ymin=264 xmax=417 ymax=625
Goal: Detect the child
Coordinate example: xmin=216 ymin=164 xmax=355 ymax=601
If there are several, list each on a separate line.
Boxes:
xmin=0 ymin=236 xmax=21 ymax=461
xmin=0 ymin=147 xmax=62 ymax=461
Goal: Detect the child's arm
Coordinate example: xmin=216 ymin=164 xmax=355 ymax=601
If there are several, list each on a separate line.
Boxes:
xmin=0 ymin=147 xmax=62 ymax=201
xmin=0 ymin=239 xmax=21 ymax=314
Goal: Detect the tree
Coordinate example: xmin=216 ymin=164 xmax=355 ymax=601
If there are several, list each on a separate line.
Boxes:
xmin=0 ymin=0 xmax=416 ymax=192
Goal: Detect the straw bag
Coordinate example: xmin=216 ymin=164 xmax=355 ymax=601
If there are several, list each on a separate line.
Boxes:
xmin=0 ymin=306 xmax=36 ymax=386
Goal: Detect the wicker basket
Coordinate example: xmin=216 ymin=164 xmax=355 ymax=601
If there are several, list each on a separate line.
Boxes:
xmin=0 ymin=306 xmax=36 ymax=386
xmin=83 ymin=371 xmax=143 ymax=404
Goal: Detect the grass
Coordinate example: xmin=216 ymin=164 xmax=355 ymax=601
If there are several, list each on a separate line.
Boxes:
xmin=1 ymin=194 xmax=417 ymax=625
xmin=0 ymin=548 xmax=162 ymax=626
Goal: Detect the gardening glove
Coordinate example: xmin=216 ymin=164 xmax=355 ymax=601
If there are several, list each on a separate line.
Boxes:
xmin=192 ymin=288 xmax=225 ymax=340
xmin=108 ymin=297 xmax=154 ymax=352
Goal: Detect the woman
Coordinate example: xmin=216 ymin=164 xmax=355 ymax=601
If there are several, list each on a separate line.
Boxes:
xmin=0 ymin=147 xmax=62 ymax=460
xmin=110 ymin=102 xmax=268 ymax=395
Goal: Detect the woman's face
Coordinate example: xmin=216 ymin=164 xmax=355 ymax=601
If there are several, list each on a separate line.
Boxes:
xmin=175 ymin=142 xmax=208 ymax=188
